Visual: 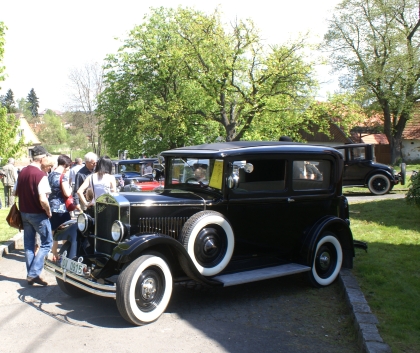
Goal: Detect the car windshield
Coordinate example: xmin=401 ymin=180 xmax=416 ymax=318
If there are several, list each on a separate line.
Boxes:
xmin=167 ymin=157 xmax=224 ymax=190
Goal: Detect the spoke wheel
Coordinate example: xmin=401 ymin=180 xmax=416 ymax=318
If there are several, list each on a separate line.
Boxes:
xmin=368 ymin=174 xmax=391 ymax=195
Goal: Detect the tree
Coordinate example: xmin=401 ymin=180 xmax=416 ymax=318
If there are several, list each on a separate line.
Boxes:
xmin=66 ymin=62 xmax=104 ymax=155
xmin=0 ymin=22 xmax=5 ymax=84
xmin=324 ymin=0 xmax=420 ymax=164
xmin=98 ymin=7 xmax=318 ymax=156
xmin=37 ymin=109 xmax=67 ymax=145
xmin=1 ymin=89 xmax=16 ymax=113
xmin=0 ymin=22 xmax=24 ymax=160
xmin=26 ymin=88 xmax=39 ymax=118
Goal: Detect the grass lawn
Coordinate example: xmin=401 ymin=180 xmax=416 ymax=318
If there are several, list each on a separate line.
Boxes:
xmin=350 ymin=198 xmax=420 ymax=353
xmin=0 ymin=183 xmax=22 ymax=244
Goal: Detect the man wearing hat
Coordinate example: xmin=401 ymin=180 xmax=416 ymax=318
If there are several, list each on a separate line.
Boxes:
xmin=13 ymin=145 xmax=52 ymax=286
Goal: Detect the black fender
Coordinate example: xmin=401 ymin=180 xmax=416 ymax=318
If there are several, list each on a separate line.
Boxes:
xmin=54 ymin=220 xmax=78 ymax=242
xmin=111 ymin=233 xmax=223 ymax=287
xmin=300 ymin=216 xmax=354 ymax=269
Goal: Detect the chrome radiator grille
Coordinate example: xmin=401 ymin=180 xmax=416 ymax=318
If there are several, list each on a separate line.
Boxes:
xmin=138 ymin=217 xmax=188 ymax=239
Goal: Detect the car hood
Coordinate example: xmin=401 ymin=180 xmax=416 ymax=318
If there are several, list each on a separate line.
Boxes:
xmin=117 ymin=189 xmax=217 ymax=205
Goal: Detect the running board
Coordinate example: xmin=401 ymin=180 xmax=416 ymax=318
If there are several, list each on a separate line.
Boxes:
xmin=213 ymin=263 xmax=311 ymax=287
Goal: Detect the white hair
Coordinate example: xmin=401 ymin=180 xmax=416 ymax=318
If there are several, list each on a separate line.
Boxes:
xmin=8 ymin=158 xmax=15 ymax=164
xmin=84 ymin=152 xmax=98 ymax=163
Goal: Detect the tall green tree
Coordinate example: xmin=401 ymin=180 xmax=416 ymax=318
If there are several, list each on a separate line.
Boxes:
xmin=0 ymin=22 xmax=24 ymax=161
xmin=324 ymin=0 xmax=420 ymax=164
xmin=0 ymin=22 xmax=5 ymax=84
xmin=1 ymin=89 xmax=16 ymax=113
xmin=27 ymin=88 xmax=39 ymax=118
xmin=98 ymin=7 xmax=318 ymax=156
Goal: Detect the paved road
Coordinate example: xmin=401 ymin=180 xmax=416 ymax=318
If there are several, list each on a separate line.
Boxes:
xmin=0 ymin=249 xmax=359 ymax=353
xmin=345 ymin=190 xmax=405 ymax=203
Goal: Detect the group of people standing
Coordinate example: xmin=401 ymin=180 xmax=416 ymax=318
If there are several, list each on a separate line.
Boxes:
xmin=10 ymin=146 xmax=117 ymax=286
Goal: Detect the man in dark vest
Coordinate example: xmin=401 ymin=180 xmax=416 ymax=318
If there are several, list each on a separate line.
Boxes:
xmin=13 ymin=145 xmax=52 ymax=286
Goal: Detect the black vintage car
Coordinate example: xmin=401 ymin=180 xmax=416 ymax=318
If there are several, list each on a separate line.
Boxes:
xmin=333 ymin=143 xmax=406 ymax=195
xmin=44 ymin=141 xmax=354 ymax=326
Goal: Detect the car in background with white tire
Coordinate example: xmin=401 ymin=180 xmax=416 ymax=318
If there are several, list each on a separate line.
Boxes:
xmin=333 ymin=143 xmax=406 ymax=195
xmin=44 ymin=141 xmax=355 ymax=326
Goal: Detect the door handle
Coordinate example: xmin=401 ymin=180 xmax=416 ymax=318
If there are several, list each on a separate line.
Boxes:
xmin=287 ymin=198 xmax=295 ymax=203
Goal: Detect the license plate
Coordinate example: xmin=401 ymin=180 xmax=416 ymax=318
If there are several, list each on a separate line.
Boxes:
xmin=61 ymin=256 xmax=87 ymax=276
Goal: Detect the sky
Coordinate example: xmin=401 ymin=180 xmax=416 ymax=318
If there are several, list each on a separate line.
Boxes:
xmin=0 ymin=0 xmax=341 ymax=112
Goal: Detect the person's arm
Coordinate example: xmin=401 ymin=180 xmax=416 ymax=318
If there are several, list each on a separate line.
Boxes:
xmin=39 ymin=193 xmax=52 ymax=217
xmin=38 ymin=176 xmax=52 ymax=217
xmin=73 ymin=171 xmax=84 ymax=205
xmin=77 ymin=175 xmax=92 ymax=207
xmin=110 ymin=175 xmax=117 ymax=193
xmin=61 ymin=172 xmax=72 ymax=197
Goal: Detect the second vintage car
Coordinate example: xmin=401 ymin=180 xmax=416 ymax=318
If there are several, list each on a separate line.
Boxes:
xmin=45 ymin=141 xmax=355 ymax=326
xmin=333 ymin=143 xmax=406 ymax=195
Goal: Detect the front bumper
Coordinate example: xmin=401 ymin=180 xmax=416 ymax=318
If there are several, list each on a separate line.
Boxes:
xmin=44 ymin=259 xmax=116 ymax=299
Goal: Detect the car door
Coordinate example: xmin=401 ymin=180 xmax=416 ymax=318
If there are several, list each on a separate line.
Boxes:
xmin=226 ymin=155 xmax=337 ymax=259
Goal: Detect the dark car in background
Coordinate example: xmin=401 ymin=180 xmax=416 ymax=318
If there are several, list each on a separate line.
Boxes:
xmin=45 ymin=141 xmax=354 ymax=326
xmin=112 ymin=158 xmax=159 ymax=191
xmin=334 ymin=143 xmax=405 ymax=195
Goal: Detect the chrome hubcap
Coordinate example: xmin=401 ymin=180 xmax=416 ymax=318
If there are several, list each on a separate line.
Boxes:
xmin=141 ymin=278 xmax=157 ymax=300
xmin=319 ymin=252 xmax=331 ymax=270
xmin=204 ymin=238 xmax=217 ymax=253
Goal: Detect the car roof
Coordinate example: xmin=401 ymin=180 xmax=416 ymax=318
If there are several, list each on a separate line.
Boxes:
xmin=114 ymin=158 xmax=157 ymax=165
xmin=161 ymin=141 xmax=341 ymax=158
xmin=332 ymin=143 xmax=372 ymax=149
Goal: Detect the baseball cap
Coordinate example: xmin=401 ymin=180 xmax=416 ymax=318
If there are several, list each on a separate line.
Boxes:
xmin=32 ymin=145 xmax=48 ymax=158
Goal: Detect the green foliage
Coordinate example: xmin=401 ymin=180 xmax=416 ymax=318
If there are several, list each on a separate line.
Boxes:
xmin=324 ymin=0 xmax=420 ymax=163
xmin=406 ymin=171 xmax=420 ymax=207
xmin=98 ymin=7 xmax=318 ymax=156
xmin=15 ymin=97 xmax=31 ymax=117
xmin=1 ymin=89 xmax=16 ymax=113
xmin=0 ymin=106 xmax=25 ymax=159
xmin=26 ymin=88 xmax=39 ymax=118
xmin=0 ymin=22 xmax=5 ymax=84
xmin=37 ymin=109 xmax=68 ymax=145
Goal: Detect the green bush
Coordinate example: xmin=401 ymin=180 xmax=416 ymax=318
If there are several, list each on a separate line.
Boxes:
xmin=406 ymin=171 xmax=420 ymax=207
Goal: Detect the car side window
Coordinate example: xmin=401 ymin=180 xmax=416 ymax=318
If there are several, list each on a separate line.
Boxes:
xmin=350 ymin=147 xmax=366 ymax=161
xmin=232 ymin=158 xmax=286 ymax=193
xmin=293 ymin=160 xmax=331 ymax=190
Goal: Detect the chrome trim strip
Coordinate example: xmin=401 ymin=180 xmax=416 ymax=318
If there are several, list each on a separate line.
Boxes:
xmin=44 ymin=259 xmax=116 ymax=298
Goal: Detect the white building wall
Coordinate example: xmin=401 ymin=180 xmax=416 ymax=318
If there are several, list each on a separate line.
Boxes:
xmin=402 ymin=140 xmax=420 ymax=162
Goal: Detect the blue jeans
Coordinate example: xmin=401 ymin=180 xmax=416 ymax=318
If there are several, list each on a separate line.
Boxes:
xmin=21 ymin=212 xmax=53 ymax=279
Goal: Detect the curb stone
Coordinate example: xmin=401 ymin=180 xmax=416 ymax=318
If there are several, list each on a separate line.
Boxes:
xmin=339 ymin=268 xmax=391 ymax=353
xmin=0 ymin=231 xmax=24 ymax=257
xmin=1 ymin=232 xmax=391 ymax=352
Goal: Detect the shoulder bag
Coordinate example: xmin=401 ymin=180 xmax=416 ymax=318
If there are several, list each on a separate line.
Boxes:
xmin=6 ymin=184 xmax=23 ymax=231
xmin=60 ymin=173 xmax=76 ymax=212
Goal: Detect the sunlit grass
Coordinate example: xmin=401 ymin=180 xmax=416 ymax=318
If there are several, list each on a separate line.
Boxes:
xmin=0 ymin=183 xmax=21 ymax=244
xmin=350 ymin=198 xmax=420 ymax=353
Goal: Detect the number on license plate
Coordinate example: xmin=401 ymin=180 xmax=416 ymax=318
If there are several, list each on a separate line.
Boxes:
xmin=61 ymin=257 xmax=87 ymax=276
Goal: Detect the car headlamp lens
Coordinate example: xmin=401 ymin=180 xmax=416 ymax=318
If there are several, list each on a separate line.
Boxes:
xmin=77 ymin=213 xmax=89 ymax=233
xmin=111 ymin=221 xmax=124 ymax=242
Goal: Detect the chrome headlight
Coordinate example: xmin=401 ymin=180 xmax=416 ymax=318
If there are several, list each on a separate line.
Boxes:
xmin=111 ymin=220 xmax=125 ymax=242
xmin=77 ymin=213 xmax=94 ymax=234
